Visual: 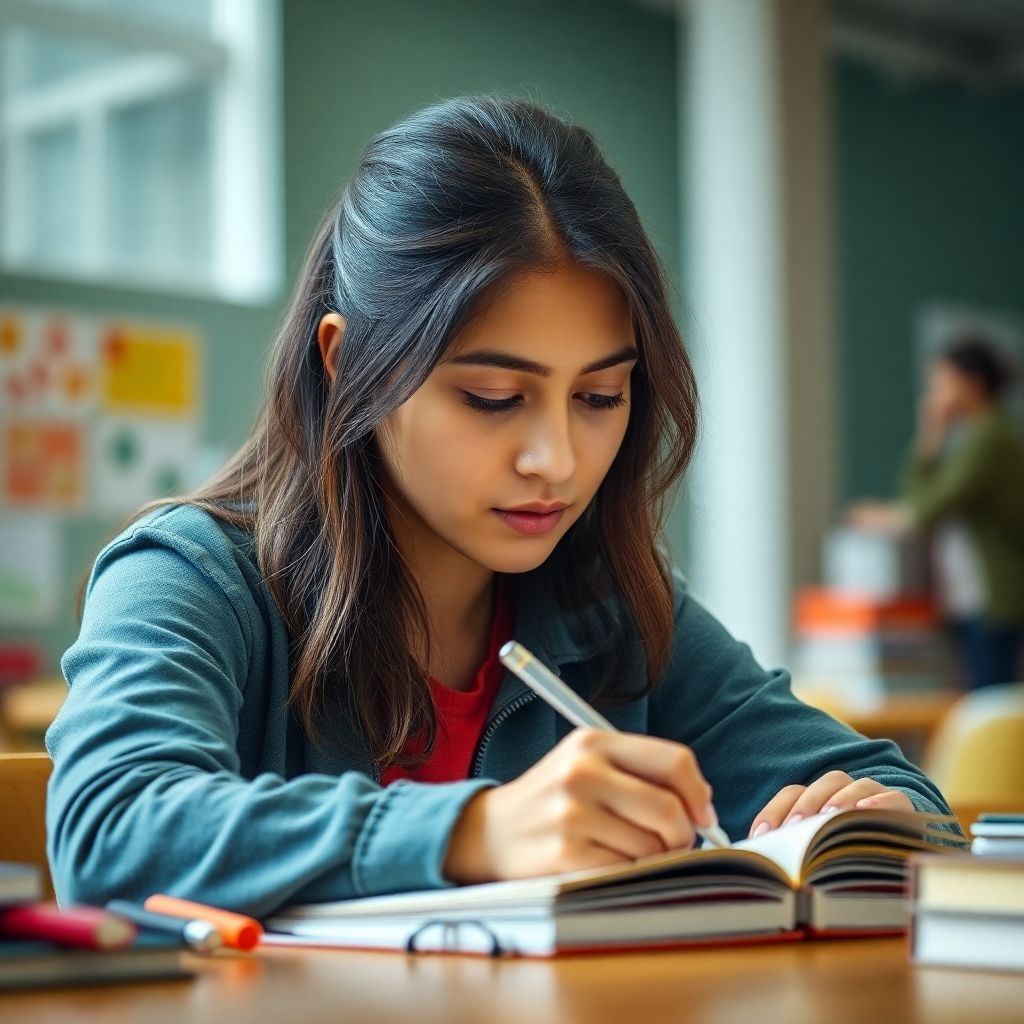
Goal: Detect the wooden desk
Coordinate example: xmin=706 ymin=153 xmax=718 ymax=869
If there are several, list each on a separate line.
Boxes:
xmin=837 ymin=693 xmax=959 ymax=740
xmin=0 ymin=678 xmax=66 ymax=752
xmin=3 ymin=937 xmax=1021 ymax=1023
xmin=795 ymin=688 xmax=958 ymax=766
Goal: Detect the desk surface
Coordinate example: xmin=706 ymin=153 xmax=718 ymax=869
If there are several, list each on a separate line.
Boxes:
xmin=4 ymin=937 xmax=1021 ymax=1024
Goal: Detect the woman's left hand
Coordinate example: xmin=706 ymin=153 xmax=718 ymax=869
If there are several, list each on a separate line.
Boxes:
xmin=747 ymin=771 xmax=915 ymax=839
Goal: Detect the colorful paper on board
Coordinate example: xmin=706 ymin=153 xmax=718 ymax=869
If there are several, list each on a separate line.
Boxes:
xmin=91 ymin=418 xmax=199 ymax=514
xmin=0 ymin=517 xmax=61 ymax=626
xmin=2 ymin=421 xmax=86 ymax=510
xmin=100 ymin=325 xmax=198 ymax=416
xmin=0 ymin=308 xmax=97 ymax=415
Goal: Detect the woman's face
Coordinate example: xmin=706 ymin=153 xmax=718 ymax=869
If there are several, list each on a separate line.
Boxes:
xmin=925 ymin=358 xmax=984 ymax=420
xmin=377 ymin=263 xmax=636 ymax=576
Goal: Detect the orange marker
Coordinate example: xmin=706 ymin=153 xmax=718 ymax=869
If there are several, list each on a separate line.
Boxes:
xmin=143 ymin=895 xmax=262 ymax=951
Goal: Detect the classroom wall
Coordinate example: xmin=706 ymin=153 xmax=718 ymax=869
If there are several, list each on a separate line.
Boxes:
xmin=6 ymin=5 xmax=1022 ymax=675
xmin=0 ymin=0 xmax=681 ymax=673
xmin=834 ymin=59 xmax=1024 ymax=504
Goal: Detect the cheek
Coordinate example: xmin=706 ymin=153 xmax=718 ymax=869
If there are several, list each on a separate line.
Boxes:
xmin=579 ymin=413 xmax=629 ymax=482
xmin=384 ymin=404 xmax=498 ymax=505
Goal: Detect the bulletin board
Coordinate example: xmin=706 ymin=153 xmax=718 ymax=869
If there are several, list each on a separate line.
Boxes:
xmin=0 ymin=305 xmax=203 ymax=624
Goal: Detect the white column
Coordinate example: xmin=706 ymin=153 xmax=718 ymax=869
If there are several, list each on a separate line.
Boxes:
xmin=682 ymin=0 xmax=836 ymax=670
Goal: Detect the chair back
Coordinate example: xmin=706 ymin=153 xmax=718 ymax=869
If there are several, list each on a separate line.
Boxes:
xmin=0 ymin=753 xmax=53 ymax=899
xmin=924 ymin=684 xmax=1024 ymax=809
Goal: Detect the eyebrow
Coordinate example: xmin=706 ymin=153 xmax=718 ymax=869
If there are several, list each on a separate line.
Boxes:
xmin=445 ymin=345 xmax=639 ymax=377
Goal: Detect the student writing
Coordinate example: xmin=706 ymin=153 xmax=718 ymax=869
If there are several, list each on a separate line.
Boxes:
xmin=46 ymin=96 xmax=955 ymax=918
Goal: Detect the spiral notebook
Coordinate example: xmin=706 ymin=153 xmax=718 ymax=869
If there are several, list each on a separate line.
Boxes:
xmin=264 ymin=808 xmax=964 ymax=957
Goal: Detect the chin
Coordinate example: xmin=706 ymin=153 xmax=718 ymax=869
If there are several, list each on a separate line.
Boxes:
xmin=470 ymin=540 xmax=560 ymax=576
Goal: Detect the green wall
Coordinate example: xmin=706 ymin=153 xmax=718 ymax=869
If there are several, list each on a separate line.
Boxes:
xmin=0 ymin=0 xmax=681 ymax=673
xmin=834 ymin=60 xmax=1024 ymax=503
xmin=282 ymin=0 xmax=681 ymax=288
xmin=8 ymin=5 xmax=1022 ymax=678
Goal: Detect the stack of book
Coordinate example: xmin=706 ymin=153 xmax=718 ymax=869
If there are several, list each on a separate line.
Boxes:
xmin=911 ymin=851 xmax=1024 ymax=973
xmin=969 ymin=814 xmax=1024 ymax=857
xmin=790 ymin=527 xmax=953 ymax=709
xmin=791 ymin=588 xmax=951 ymax=710
xmin=0 ymin=863 xmax=192 ymax=991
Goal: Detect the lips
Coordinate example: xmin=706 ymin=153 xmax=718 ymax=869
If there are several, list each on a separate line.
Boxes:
xmin=500 ymin=502 xmax=568 ymax=515
xmin=493 ymin=505 xmax=567 ymax=536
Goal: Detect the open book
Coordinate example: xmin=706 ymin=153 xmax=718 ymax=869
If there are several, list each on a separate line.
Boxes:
xmin=264 ymin=808 xmax=964 ymax=957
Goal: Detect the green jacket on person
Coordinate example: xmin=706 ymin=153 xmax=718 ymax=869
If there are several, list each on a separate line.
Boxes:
xmin=903 ymin=407 xmax=1024 ymax=624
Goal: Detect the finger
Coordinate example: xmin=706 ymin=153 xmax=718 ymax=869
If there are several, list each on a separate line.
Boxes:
xmin=855 ymin=790 xmax=915 ymax=813
xmin=749 ymin=785 xmax=805 ymax=838
xmin=556 ymin=838 xmax=635 ymax=875
xmin=814 ymin=778 xmax=889 ymax=814
xmin=595 ymin=732 xmax=714 ymax=829
xmin=583 ymin=803 xmax=678 ymax=862
xmin=593 ymin=770 xmax=697 ymax=852
xmin=781 ymin=772 xmax=858 ymax=825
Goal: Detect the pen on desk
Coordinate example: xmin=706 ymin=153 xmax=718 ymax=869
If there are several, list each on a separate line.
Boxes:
xmin=143 ymin=894 xmax=263 ymax=951
xmin=0 ymin=902 xmax=137 ymax=950
xmin=106 ymin=900 xmax=222 ymax=954
xmin=498 ymin=640 xmax=732 ymax=850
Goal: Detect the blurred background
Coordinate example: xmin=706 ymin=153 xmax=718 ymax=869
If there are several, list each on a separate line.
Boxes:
xmin=0 ymin=0 xmax=1022 ymax=818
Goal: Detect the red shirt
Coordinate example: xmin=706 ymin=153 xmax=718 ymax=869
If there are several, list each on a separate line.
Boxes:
xmin=380 ymin=580 xmax=515 ymax=786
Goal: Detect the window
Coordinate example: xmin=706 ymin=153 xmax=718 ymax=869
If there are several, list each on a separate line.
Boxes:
xmin=0 ymin=0 xmax=281 ymax=303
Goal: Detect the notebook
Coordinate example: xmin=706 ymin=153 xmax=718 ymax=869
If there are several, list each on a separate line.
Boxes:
xmin=0 ymin=863 xmax=42 ymax=906
xmin=969 ymin=814 xmax=1024 ymax=858
xmin=0 ymin=934 xmax=194 ymax=990
xmin=264 ymin=808 xmax=964 ymax=957
xmin=910 ymin=853 xmax=1024 ymax=973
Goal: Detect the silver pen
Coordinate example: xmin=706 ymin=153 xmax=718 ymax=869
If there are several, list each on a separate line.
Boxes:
xmin=499 ymin=640 xmax=732 ymax=849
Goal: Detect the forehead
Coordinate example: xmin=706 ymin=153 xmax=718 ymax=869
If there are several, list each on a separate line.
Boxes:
xmin=449 ymin=264 xmax=634 ymax=357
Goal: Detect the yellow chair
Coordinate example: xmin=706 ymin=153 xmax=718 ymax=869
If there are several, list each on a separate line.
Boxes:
xmin=0 ymin=753 xmax=53 ymax=899
xmin=923 ymin=683 xmax=1024 ymax=822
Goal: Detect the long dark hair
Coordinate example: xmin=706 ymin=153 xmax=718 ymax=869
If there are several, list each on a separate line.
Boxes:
xmin=132 ymin=95 xmax=700 ymax=771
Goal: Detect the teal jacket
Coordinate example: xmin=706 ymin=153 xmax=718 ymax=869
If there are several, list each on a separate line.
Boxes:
xmin=47 ymin=506 xmax=954 ymax=918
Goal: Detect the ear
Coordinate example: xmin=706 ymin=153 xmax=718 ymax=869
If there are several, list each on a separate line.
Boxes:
xmin=317 ymin=313 xmax=347 ymax=383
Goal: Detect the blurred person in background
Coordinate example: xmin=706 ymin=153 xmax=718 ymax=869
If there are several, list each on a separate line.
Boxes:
xmin=848 ymin=332 xmax=1024 ymax=690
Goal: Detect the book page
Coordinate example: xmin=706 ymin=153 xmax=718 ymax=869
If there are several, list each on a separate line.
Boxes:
xmin=735 ymin=807 xmax=961 ymax=886
xmin=732 ymin=812 xmax=833 ymax=884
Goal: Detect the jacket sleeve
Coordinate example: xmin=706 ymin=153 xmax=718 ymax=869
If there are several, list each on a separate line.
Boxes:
xmin=900 ymin=427 xmax=998 ymax=527
xmin=648 ymin=580 xmax=957 ymax=842
xmin=46 ymin=534 xmax=494 ymax=918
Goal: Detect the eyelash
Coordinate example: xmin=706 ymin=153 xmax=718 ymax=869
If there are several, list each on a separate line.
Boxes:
xmin=461 ymin=392 xmax=627 ymax=415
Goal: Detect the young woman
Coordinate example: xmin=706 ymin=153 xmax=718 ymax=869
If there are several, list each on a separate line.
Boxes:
xmin=47 ymin=96 xmax=953 ymax=917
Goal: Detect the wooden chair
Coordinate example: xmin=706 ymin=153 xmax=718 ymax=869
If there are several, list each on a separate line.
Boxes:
xmin=0 ymin=752 xmax=53 ymax=899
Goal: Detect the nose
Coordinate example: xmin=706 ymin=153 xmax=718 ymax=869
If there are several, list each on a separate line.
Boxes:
xmin=514 ymin=401 xmax=577 ymax=485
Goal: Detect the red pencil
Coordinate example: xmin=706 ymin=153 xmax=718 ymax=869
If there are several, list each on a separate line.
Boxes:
xmin=0 ymin=902 xmax=137 ymax=950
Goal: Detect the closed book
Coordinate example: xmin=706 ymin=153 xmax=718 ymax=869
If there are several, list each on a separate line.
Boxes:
xmin=0 ymin=863 xmax=41 ymax=906
xmin=968 ymin=817 xmax=1024 ymax=858
xmin=265 ymin=808 xmax=963 ymax=958
xmin=911 ymin=854 xmax=1024 ymax=973
xmin=0 ymin=934 xmax=193 ymax=990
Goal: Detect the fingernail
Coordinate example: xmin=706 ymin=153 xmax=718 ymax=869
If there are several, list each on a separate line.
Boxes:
xmin=785 ymin=814 xmax=803 ymax=827
xmin=856 ymin=797 xmax=877 ymax=807
xmin=704 ymin=801 xmax=719 ymax=829
xmin=752 ymin=821 xmax=771 ymax=838
xmin=822 ymin=804 xmax=840 ymax=815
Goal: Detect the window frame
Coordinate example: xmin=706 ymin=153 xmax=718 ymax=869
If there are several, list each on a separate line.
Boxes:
xmin=0 ymin=0 xmax=282 ymax=305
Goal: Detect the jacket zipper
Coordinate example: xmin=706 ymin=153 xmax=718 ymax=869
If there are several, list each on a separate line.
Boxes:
xmin=470 ymin=692 xmax=536 ymax=778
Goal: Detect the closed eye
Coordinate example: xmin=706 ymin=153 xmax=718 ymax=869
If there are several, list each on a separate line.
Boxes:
xmin=461 ymin=392 xmax=627 ymax=414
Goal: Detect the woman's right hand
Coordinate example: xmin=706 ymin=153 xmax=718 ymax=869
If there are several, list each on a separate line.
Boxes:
xmin=442 ymin=728 xmax=718 ymax=884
